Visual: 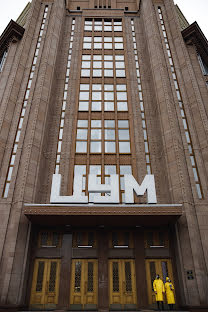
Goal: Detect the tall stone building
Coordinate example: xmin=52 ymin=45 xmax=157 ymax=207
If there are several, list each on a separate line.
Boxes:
xmin=0 ymin=0 xmax=208 ymax=310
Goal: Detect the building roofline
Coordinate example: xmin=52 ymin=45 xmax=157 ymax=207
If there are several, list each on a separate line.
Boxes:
xmin=182 ymin=21 xmax=208 ymax=65
xmin=0 ymin=20 xmax=24 ymax=56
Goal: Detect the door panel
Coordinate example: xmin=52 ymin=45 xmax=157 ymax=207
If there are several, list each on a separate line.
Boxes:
xmin=109 ymin=259 xmax=137 ymax=309
xmin=146 ymin=259 xmax=174 ymax=305
xmin=70 ymin=259 xmax=97 ymax=309
xmin=30 ymin=259 xmax=60 ymax=309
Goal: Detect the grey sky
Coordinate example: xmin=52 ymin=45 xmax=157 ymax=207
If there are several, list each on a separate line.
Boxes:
xmin=0 ymin=0 xmax=207 ymax=39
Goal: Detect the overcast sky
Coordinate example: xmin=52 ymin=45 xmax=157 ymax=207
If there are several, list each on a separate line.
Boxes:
xmin=0 ymin=0 xmax=207 ymax=38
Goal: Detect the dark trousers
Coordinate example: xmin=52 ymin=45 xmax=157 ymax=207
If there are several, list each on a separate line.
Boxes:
xmin=168 ymin=304 xmax=174 ymax=310
xmin=157 ymin=301 xmax=164 ymax=310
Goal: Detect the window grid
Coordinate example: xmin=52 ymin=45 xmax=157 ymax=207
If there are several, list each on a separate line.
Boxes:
xmin=131 ymin=19 xmax=152 ymax=174
xmin=76 ymin=119 xmax=131 ymax=154
xmin=83 ymin=36 xmax=124 ymax=51
xmin=0 ymin=50 xmax=8 ymax=72
xmin=2 ymin=5 xmax=49 ymax=198
xmin=73 ymin=164 xmax=132 ymax=203
xmin=54 ymin=18 xmax=76 ymax=174
xmin=81 ymin=54 xmax=126 ymax=79
xmin=158 ymin=7 xmax=203 ymax=199
xmin=78 ymin=83 xmax=128 ymax=112
xmin=84 ymin=19 xmax=122 ymax=32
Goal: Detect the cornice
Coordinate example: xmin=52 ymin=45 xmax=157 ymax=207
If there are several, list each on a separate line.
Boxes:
xmin=182 ymin=22 xmax=208 ymax=66
xmin=0 ymin=20 xmax=25 ymax=56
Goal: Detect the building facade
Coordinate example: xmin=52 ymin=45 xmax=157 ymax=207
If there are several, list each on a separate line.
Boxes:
xmin=0 ymin=0 xmax=208 ymax=310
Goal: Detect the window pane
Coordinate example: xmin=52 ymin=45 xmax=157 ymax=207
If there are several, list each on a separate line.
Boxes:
xmin=91 ymin=120 xmax=101 ymax=128
xmin=115 ymin=62 xmax=125 ymax=68
xmin=93 ymin=70 xmax=102 ymax=77
xmin=81 ymin=69 xmax=90 ymax=77
xmin=94 ymin=26 xmax=102 ymax=31
xmin=94 ymin=43 xmax=102 ymax=49
xmin=84 ymin=37 xmax=92 ymax=42
xmin=104 ymin=62 xmax=113 ymax=68
xmin=104 ymin=102 xmax=114 ymax=111
xmin=91 ymin=129 xmax=101 ymax=139
xmin=76 ymin=142 xmax=87 ymax=153
xmin=118 ymin=120 xmax=129 ymax=128
xmin=90 ymin=142 xmax=101 ymax=153
xmin=117 ymin=92 xmax=127 ymax=100
xmin=94 ymin=37 xmax=102 ymax=42
xmin=105 ymin=142 xmax=116 ymax=153
xmin=105 ymin=165 xmax=116 ymax=174
xmin=116 ymin=84 xmax=126 ymax=91
xmin=93 ymin=61 xmax=102 ymax=68
xmin=74 ymin=165 xmax=86 ymax=175
xmin=79 ymin=92 xmax=89 ymax=100
xmin=104 ymin=85 xmax=114 ymax=91
xmin=117 ymin=102 xmax=128 ymax=111
xmin=104 ymin=55 xmax=113 ymax=60
xmin=92 ymin=92 xmax=101 ymax=100
xmin=92 ymin=84 xmax=102 ymax=90
xmin=91 ymin=102 xmax=101 ymax=111
xmin=77 ymin=120 xmax=88 ymax=127
xmin=119 ymin=142 xmax=130 ymax=153
xmin=90 ymin=165 xmax=101 ymax=174
xmin=115 ymin=43 xmax=123 ymax=49
xmin=105 ymin=129 xmax=115 ymax=140
xmin=120 ymin=165 xmax=132 ymax=174
xmin=77 ymin=129 xmax=87 ymax=139
xmin=104 ymin=70 xmax=113 ymax=77
xmin=104 ymin=43 xmax=112 ymax=49
xmin=79 ymin=102 xmax=89 ymax=111
xmin=80 ymin=84 xmax=90 ymax=90
xmin=83 ymin=43 xmax=91 ymax=49
xmin=105 ymin=120 xmax=115 ymax=128
xmin=116 ymin=70 xmax=125 ymax=77
xmin=115 ymin=55 xmax=124 ymax=60
xmin=93 ymin=55 xmax=102 ymax=60
xmin=118 ymin=129 xmax=130 ymax=140
xmin=82 ymin=61 xmax=91 ymax=68
xmin=104 ymin=92 xmax=114 ymax=101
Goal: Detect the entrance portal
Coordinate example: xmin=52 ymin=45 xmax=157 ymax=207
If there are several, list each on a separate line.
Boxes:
xmin=70 ymin=259 xmax=98 ymax=309
xmin=109 ymin=259 xmax=137 ymax=310
xmin=30 ymin=258 xmax=60 ymax=310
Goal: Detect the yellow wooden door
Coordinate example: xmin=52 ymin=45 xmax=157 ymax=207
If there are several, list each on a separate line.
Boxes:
xmin=145 ymin=259 xmax=174 ymax=305
xmin=30 ymin=259 xmax=60 ymax=310
xmin=70 ymin=259 xmax=98 ymax=309
xmin=109 ymin=259 xmax=137 ymax=309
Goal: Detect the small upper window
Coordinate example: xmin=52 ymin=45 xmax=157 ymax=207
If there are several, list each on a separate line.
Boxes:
xmin=0 ymin=50 xmax=8 ymax=72
xmin=198 ymin=54 xmax=208 ymax=76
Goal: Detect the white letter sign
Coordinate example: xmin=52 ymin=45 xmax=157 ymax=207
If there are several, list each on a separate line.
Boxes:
xmin=88 ymin=174 xmax=119 ymax=203
xmin=50 ymin=174 xmax=88 ymax=203
xmin=50 ymin=173 xmax=157 ymax=204
xmin=124 ymin=174 xmax=157 ymax=204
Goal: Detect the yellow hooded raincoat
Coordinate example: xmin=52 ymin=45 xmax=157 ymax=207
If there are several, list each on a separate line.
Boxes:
xmin=153 ymin=278 xmax=165 ymax=301
xmin=165 ymin=277 xmax=175 ymax=304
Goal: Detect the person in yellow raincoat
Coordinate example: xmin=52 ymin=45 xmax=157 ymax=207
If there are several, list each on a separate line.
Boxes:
xmin=153 ymin=275 xmax=165 ymax=310
xmin=165 ymin=277 xmax=175 ymax=311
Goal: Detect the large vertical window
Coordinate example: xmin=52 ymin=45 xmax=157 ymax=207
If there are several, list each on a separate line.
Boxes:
xmin=72 ymin=17 xmax=134 ymax=203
